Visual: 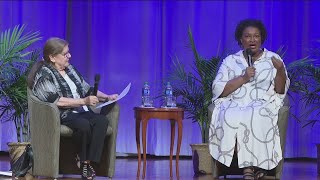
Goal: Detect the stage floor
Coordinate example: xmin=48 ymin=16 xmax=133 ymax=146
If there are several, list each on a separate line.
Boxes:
xmin=0 ymin=155 xmax=319 ymax=179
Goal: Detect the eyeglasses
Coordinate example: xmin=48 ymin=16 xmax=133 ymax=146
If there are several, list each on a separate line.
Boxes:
xmin=60 ymin=51 xmax=71 ymax=58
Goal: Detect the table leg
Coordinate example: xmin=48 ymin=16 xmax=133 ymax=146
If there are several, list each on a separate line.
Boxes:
xmin=170 ymin=120 xmax=176 ymax=178
xmin=136 ymin=118 xmax=141 ymax=178
xmin=176 ymin=118 xmax=183 ymax=178
xmin=142 ymin=119 xmax=148 ymax=179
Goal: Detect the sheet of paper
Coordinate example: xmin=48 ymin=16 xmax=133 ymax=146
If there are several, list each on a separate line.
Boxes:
xmin=0 ymin=171 xmax=12 ymax=176
xmin=95 ymin=82 xmax=131 ymax=108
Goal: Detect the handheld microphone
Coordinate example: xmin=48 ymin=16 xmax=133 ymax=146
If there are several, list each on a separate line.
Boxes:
xmin=246 ymin=48 xmax=253 ymax=67
xmin=93 ymin=74 xmax=100 ymax=96
xmin=245 ymin=48 xmax=254 ymax=82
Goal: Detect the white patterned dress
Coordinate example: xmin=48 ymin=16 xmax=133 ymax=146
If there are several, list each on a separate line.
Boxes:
xmin=209 ymin=49 xmax=290 ymax=170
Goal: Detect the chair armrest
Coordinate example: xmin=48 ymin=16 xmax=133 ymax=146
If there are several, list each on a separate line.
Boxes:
xmin=277 ymin=105 xmax=289 ymax=153
xmin=28 ymin=88 xmax=61 ymax=177
xmin=94 ymin=102 xmax=120 ymax=177
xmin=101 ymin=102 xmax=120 ymax=136
xmin=208 ymin=103 xmax=215 ymax=124
xmin=90 ymin=102 xmax=120 ymax=136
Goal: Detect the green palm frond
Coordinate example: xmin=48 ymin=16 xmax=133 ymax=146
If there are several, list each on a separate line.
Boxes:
xmin=286 ymin=57 xmax=317 ymax=93
xmin=167 ymin=26 xmax=222 ymax=143
xmin=0 ymin=25 xmax=41 ymax=89
xmin=276 ymin=45 xmax=288 ymax=59
xmin=283 ymin=41 xmax=320 ymax=128
xmin=0 ymin=25 xmax=41 ymax=142
xmin=289 ymin=58 xmax=320 ymax=104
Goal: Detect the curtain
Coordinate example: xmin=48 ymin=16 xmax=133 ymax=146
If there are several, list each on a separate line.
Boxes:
xmin=1 ymin=0 xmax=320 ymax=158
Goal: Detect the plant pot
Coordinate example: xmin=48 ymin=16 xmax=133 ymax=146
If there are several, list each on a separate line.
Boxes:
xmin=7 ymin=142 xmax=31 ymax=176
xmin=190 ymin=143 xmax=212 ymax=175
xmin=7 ymin=142 xmax=31 ymax=163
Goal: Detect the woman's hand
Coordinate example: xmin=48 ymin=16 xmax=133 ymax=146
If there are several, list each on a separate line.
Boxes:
xmin=242 ymin=66 xmax=256 ymax=83
xmin=96 ymin=91 xmax=118 ymax=102
xmin=219 ymin=66 xmax=255 ymax=97
xmin=272 ymin=56 xmax=287 ymax=94
xmin=84 ymin=96 xmax=99 ymax=106
xmin=106 ymin=94 xmax=118 ymax=101
xmin=271 ymin=56 xmax=285 ymax=70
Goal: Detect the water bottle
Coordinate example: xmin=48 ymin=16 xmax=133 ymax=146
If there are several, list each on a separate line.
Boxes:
xmin=164 ymin=82 xmax=174 ymax=107
xmin=142 ymin=82 xmax=151 ymax=107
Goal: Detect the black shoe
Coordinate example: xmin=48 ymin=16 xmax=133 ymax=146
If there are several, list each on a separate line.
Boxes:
xmin=243 ymin=167 xmax=255 ymax=180
xmin=88 ymin=164 xmax=96 ymax=178
xmin=81 ymin=162 xmax=95 ymax=180
xmin=255 ymin=169 xmax=267 ymax=179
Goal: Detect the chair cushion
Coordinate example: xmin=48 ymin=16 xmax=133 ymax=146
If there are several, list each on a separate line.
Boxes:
xmin=60 ymin=125 xmax=113 ymax=137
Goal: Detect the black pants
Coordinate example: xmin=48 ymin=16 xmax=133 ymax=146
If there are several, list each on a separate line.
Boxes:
xmin=61 ymin=111 xmax=109 ymax=163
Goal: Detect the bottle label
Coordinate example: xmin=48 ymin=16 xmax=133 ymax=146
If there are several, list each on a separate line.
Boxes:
xmin=143 ymin=89 xmax=150 ymax=96
xmin=165 ymin=89 xmax=172 ymax=96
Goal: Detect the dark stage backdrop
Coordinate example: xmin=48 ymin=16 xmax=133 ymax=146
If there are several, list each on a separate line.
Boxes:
xmin=1 ymin=0 xmax=320 ymax=158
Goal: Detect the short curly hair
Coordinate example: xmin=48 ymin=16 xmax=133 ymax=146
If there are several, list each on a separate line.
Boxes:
xmin=235 ymin=19 xmax=267 ymax=46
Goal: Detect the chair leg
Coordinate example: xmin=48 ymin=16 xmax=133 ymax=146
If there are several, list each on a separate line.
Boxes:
xmin=212 ymin=158 xmax=219 ymax=178
xmin=275 ymin=159 xmax=284 ymax=179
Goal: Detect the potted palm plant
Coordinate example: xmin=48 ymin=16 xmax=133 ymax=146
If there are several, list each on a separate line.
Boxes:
xmin=289 ymin=61 xmax=320 ymax=127
xmin=285 ymin=49 xmax=320 ymax=173
xmin=277 ymin=45 xmax=320 ymax=125
xmin=0 ymin=24 xmax=41 ymax=168
xmin=276 ymin=44 xmax=320 ymax=173
xmin=167 ymin=26 xmax=221 ymax=175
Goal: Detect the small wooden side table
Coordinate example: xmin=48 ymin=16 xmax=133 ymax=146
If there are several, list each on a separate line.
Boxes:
xmin=134 ymin=107 xmax=184 ymax=179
